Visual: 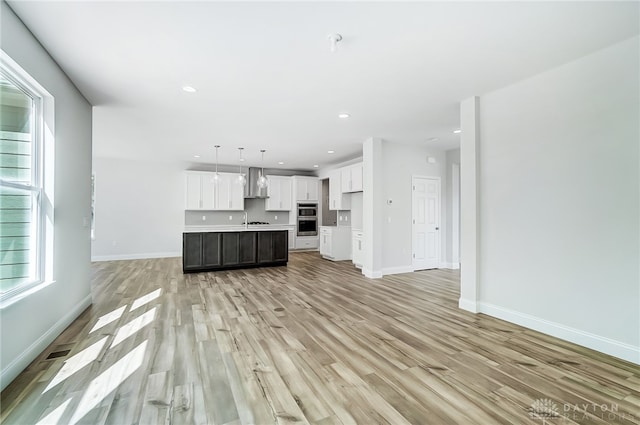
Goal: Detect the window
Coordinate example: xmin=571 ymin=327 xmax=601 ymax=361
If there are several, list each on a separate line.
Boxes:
xmin=0 ymin=52 xmax=51 ymax=303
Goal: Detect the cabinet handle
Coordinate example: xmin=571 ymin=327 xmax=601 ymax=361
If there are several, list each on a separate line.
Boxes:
xmin=359 ymin=240 xmax=361 ymax=250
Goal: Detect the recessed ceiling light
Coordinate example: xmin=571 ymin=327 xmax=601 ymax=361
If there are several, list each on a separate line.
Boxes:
xmin=338 ymin=113 xmax=350 ymax=119
xmin=313 ymin=165 xmax=319 ymax=168
xmin=193 ymin=155 xmax=200 ymax=158
xmin=182 ymin=86 xmax=196 ymax=93
xmin=426 ymin=137 xmax=439 ymax=142
xmin=278 ymin=161 xmax=284 ymax=165
xmin=239 ymin=158 xmax=245 ymax=162
xmin=327 ymin=150 xmax=335 ymax=154
xmin=453 ymin=129 xmax=462 ymax=134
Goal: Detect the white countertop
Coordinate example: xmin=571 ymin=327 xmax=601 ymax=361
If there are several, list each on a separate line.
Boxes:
xmin=184 ymin=224 xmax=294 ymax=233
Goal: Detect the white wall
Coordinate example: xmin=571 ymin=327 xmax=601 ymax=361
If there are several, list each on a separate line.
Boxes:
xmin=379 ymin=141 xmax=447 ymax=274
xmin=1 ymin=2 xmax=93 ymax=389
xmin=91 ymin=157 xmax=184 ymax=261
xmin=465 ymin=36 xmax=639 ymax=362
xmin=350 ymin=192 xmax=363 ymax=230
xmin=445 ymin=149 xmax=460 ymax=266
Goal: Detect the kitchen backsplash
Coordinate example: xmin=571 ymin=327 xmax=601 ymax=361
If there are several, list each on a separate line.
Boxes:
xmin=185 ymin=198 xmax=290 ymax=226
xmin=335 ymin=211 xmax=351 ymax=226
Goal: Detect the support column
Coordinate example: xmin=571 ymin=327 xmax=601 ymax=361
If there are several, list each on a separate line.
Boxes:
xmin=362 ymin=137 xmax=383 ymax=278
xmin=459 ymin=97 xmax=480 ymax=312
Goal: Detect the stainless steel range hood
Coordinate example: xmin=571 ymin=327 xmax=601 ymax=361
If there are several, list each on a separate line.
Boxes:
xmin=244 ymin=167 xmax=269 ymax=199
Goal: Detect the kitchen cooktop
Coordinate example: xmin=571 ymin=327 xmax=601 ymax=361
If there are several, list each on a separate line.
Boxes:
xmin=245 ymin=221 xmax=270 ymax=225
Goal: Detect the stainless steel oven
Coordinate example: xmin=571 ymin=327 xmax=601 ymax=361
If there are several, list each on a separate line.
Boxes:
xmin=297 ymin=203 xmax=318 ymax=236
xmin=298 ymin=203 xmax=317 ymax=217
xmin=297 ymin=217 xmax=318 ymax=236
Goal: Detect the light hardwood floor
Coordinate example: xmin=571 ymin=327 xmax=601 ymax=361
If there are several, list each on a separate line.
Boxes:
xmin=1 ymin=252 xmax=639 ymax=424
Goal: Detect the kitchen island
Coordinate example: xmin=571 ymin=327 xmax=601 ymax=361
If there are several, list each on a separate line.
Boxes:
xmin=182 ymin=226 xmax=289 ymax=273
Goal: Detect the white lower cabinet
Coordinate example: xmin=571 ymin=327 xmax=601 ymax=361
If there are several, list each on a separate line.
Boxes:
xmin=320 ymin=226 xmax=351 ymax=261
xmin=295 ymin=236 xmax=318 ymax=250
xmin=352 ymin=230 xmax=363 ymax=268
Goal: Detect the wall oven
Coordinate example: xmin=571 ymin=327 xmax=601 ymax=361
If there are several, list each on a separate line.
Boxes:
xmin=297 ymin=203 xmax=318 ymax=236
xmin=298 ymin=203 xmax=317 ymax=217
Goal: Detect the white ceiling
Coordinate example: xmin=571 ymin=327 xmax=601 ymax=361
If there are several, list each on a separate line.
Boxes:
xmin=8 ymin=1 xmax=639 ymax=170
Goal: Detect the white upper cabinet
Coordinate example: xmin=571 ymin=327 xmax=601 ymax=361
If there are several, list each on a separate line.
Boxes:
xmin=201 ymin=173 xmax=218 ymax=209
xmin=265 ymin=175 xmax=292 ymax=211
xmin=184 ymin=171 xmax=244 ymax=211
xmin=185 ymin=172 xmax=204 ymax=209
xmin=341 ymin=163 xmax=363 ymax=193
xmin=217 ymin=173 xmax=245 ymax=211
xmin=329 ymin=170 xmax=351 ymax=210
xmin=294 ymin=176 xmax=319 ymax=202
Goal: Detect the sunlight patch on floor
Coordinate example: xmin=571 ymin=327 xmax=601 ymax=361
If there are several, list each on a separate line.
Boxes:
xmin=35 ymin=398 xmax=71 ymax=425
xmin=43 ymin=337 xmax=108 ymax=393
xmin=89 ymin=305 xmax=126 ymax=334
xmin=110 ymin=307 xmax=157 ymax=348
xmin=68 ymin=340 xmax=148 ymax=425
xmin=130 ymin=288 xmax=161 ymax=312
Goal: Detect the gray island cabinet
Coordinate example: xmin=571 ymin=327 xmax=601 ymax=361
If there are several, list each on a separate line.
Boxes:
xmin=183 ymin=230 xmax=288 ymax=273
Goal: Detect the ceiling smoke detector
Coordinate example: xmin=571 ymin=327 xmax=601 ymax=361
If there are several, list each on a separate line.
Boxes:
xmin=327 ymin=33 xmax=343 ymax=53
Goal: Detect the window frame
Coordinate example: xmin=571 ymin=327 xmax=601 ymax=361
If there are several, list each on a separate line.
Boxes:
xmin=1 ymin=51 xmax=52 ymax=306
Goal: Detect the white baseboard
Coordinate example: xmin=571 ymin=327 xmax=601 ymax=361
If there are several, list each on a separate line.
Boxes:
xmin=439 ymin=262 xmax=460 ymax=270
xmin=478 ymin=301 xmax=640 ymax=365
xmin=458 ymin=298 xmax=478 ymax=313
xmin=91 ymin=251 xmax=181 ymax=262
xmin=362 ymin=268 xmax=382 ymax=279
xmin=0 ymin=294 xmax=92 ymax=391
xmin=383 ymin=265 xmax=415 ymax=276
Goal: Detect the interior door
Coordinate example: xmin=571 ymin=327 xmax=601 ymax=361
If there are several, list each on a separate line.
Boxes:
xmin=412 ymin=177 xmax=440 ymax=270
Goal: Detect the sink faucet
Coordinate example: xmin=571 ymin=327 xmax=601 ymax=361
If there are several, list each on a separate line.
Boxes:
xmin=243 ymin=211 xmax=248 ymax=229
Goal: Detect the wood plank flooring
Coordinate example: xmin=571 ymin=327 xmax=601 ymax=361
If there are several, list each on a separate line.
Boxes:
xmin=1 ymin=251 xmax=639 ymax=424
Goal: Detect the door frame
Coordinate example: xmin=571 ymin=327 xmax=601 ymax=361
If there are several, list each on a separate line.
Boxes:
xmin=451 ymin=163 xmax=460 ymax=267
xmin=412 ymin=175 xmax=441 ymax=270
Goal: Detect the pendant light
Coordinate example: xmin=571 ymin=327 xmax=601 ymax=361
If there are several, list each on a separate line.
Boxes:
xmin=213 ymin=145 xmax=221 ymax=181
xmin=237 ymin=147 xmax=246 ymax=186
xmin=257 ymin=149 xmax=268 ymax=189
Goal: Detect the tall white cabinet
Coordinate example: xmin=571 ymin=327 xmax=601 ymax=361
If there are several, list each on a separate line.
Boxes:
xmin=341 ymin=163 xmax=363 ymax=193
xmin=329 ymin=170 xmax=351 ymax=211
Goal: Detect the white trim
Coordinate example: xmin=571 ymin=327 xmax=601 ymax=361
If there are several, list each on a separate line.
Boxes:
xmin=451 ymin=163 xmax=460 ymax=264
xmin=439 ymin=262 xmax=460 ymax=270
xmin=91 ymin=252 xmax=181 ymax=262
xmin=0 ymin=280 xmax=55 ymax=310
xmin=383 ymin=265 xmax=415 ymax=276
xmin=0 ymin=50 xmax=55 ymax=305
xmin=0 ymin=294 xmax=92 ymax=391
xmin=478 ymin=301 xmax=640 ymax=365
xmin=458 ymin=298 xmax=478 ymax=313
xmin=362 ymin=267 xmax=382 ymax=279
